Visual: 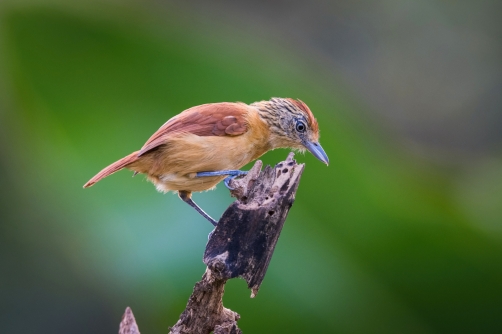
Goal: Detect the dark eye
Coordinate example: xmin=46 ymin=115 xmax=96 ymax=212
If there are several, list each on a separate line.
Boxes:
xmin=295 ymin=121 xmax=306 ymax=133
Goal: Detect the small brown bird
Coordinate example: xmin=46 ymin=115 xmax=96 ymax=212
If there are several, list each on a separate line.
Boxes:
xmin=84 ymin=97 xmax=328 ymax=225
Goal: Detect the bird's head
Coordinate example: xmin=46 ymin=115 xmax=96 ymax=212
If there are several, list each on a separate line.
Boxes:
xmin=252 ymin=97 xmax=329 ymax=165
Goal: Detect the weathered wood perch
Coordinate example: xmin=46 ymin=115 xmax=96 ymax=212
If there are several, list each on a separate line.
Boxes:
xmin=118 ymin=153 xmax=305 ymax=334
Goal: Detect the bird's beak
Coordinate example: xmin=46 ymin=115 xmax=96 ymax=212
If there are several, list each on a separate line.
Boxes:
xmin=303 ymin=141 xmax=329 ymax=165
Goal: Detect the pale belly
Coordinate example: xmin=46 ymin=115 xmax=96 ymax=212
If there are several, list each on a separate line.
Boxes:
xmin=150 ymin=173 xmax=226 ymax=193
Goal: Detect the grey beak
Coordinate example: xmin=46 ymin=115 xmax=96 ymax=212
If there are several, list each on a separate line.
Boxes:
xmin=303 ymin=141 xmax=329 ymax=165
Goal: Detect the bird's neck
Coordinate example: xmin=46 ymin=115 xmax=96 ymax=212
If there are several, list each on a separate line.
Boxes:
xmin=251 ymin=102 xmax=295 ymax=150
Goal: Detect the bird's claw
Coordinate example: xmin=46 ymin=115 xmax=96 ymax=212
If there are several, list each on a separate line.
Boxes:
xmin=224 ymin=171 xmax=248 ymax=190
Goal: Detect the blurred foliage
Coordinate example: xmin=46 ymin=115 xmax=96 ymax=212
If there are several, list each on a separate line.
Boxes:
xmin=1 ymin=1 xmax=501 ymax=333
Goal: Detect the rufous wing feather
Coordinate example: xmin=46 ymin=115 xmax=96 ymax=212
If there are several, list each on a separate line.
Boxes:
xmin=138 ymin=102 xmax=249 ymax=156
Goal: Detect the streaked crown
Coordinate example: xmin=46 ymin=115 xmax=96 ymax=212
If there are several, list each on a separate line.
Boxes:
xmin=252 ymin=98 xmax=318 ymax=143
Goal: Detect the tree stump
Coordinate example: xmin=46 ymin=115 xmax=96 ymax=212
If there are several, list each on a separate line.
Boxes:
xmin=119 ymin=153 xmax=305 ymax=334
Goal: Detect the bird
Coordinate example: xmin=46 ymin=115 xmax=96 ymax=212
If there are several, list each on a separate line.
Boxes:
xmin=83 ymin=97 xmax=328 ymax=226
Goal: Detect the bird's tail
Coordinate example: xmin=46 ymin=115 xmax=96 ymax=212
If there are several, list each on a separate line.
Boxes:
xmin=83 ymin=151 xmax=139 ymax=188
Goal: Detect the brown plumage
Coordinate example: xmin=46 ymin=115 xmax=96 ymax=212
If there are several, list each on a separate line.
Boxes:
xmin=84 ymin=97 xmax=328 ymax=225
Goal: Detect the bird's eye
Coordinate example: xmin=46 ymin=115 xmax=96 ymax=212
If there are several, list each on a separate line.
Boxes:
xmin=295 ymin=121 xmax=306 ymax=133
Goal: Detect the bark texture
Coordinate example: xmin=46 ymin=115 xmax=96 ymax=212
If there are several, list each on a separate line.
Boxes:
xmin=204 ymin=152 xmax=305 ymax=297
xmin=119 ymin=153 xmax=304 ymax=334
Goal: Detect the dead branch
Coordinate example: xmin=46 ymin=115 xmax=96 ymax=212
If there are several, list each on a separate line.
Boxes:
xmin=119 ymin=153 xmax=304 ymax=334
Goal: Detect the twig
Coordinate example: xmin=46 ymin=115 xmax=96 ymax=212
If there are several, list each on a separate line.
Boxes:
xmin=119 ymin=307 xmax=140 ymax=334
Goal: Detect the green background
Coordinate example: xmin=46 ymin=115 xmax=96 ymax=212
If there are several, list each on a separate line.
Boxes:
xmin=1 ymin=1 xmax=501 ymax=333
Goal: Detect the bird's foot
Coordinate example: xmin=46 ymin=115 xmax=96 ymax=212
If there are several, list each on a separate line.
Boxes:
xmin=196 ymin=170 xmax=248 ymax=190
xmin=224 ymin=173 xmax=247 ymax=190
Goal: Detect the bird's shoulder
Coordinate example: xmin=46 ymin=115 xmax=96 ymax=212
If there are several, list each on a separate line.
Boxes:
xmin=138 ymin=102 xmax=250 ymax=156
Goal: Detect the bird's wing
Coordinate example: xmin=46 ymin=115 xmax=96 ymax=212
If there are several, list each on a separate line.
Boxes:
xmin=138 ymin=102 xmax=249 ymax=156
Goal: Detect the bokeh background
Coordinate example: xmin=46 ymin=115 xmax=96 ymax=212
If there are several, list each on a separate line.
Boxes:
xmin=1 ymin=0 xmax=501 ymax=333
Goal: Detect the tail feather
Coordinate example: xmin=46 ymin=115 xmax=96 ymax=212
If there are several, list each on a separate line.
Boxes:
xmin=83 ymin=151 xmax=139 ymax=188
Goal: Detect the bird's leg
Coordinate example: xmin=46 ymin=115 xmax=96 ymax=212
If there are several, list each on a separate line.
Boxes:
xmin=196 ymin=170 xmax=248 ymax=178
xmin=178 ymin=190 xmax=218 ymax=226
xmin=196 ymin=170 xmax=248 ymax=190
